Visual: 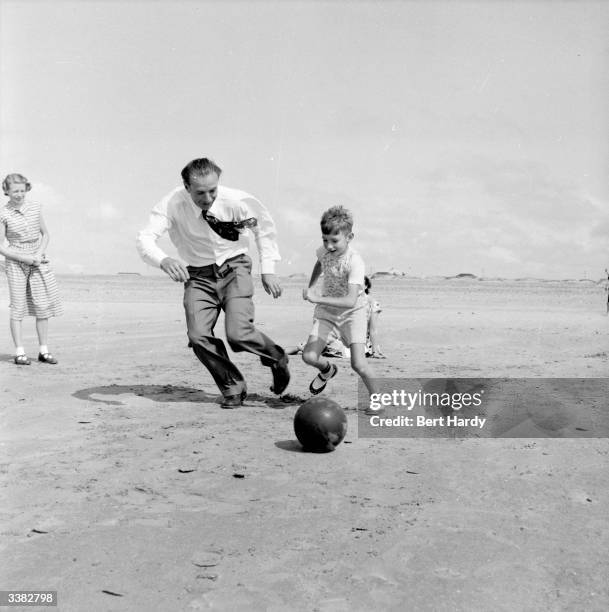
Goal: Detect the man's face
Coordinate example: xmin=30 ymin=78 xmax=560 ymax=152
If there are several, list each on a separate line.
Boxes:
xmin=185 ymin=172 xmax=219 ymax=212
xmin=322 ymin=230 xmax=352 ymax=256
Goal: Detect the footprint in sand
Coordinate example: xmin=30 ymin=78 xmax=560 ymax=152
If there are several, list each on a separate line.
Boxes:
xmin=192 ymin=547 xmax=224 ymax=581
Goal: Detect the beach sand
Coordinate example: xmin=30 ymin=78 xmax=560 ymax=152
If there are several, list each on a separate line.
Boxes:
xmin=1 ymin=276 xmax=608 ymax=611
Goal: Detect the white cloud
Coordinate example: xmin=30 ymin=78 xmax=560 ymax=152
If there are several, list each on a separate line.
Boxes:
xmin=86 ymin=201 xmax=123 ymax=221
xmin=485 ymin=246 xmax=520 ymax=263
xmin=29 ymin=182 xmax=70 ymax=214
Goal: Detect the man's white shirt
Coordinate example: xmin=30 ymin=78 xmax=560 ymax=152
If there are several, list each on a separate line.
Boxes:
xmin=136 ymin=185 xmax=281 ymax=274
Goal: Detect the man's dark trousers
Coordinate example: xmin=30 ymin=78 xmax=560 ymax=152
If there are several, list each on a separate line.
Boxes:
xmin=184 ymin=254 xmax=286 ymax=397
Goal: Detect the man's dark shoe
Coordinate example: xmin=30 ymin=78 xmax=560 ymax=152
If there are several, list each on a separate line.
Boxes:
xmin=270 ymin=356 xmax=290 ymax=395
xmin=221 ymin=390 xmax=247 ymax=409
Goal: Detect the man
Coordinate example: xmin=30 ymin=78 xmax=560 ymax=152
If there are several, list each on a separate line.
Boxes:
xmin=136 ymin=158 xmax=289 ymax=408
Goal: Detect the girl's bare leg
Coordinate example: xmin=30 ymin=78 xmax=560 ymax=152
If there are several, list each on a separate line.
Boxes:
xmin=10 ymin=319 xmax=23 ymax=351
xmin=36 ymin=318 xmax=49 ymax=347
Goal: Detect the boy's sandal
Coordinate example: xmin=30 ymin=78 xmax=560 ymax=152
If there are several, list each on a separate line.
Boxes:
xmin=309 ymin=363 xmax=338 ymax=395
xmin=14 ymin=355 xmax=31 ymax=366
xmin=38 ymin=353 xmax=58 ymax=364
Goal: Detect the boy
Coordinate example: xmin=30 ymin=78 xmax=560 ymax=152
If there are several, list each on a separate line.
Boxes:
xmin=301 ymin=206 xmax=379 ymax=411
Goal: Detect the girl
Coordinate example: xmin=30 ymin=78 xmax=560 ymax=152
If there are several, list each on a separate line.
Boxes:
xmin=0 ymin=174 xmax=63 ymax=365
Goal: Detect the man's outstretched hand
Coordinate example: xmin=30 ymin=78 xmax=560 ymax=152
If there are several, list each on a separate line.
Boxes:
xmin=161 ymin=257 xmax=189 ymax=282
xmin=261 ymin=273 xmax=282 ymax=298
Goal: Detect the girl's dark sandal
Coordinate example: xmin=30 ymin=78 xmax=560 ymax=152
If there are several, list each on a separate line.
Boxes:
xmin=38 ymin=353 xmax=58 ymax=364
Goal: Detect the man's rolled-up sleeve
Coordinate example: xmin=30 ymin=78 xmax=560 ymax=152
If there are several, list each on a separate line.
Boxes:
xmin=136 ymin=203 xmax=172 ymax=268
xmin=243 ymin=197 xmax=281 ymax=274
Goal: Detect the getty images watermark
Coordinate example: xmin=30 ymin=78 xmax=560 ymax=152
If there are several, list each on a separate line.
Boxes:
xmin=357 ymin=378 xmax=609 ymax=438
xmin=368 ymin=386 xmax=486 ymax=428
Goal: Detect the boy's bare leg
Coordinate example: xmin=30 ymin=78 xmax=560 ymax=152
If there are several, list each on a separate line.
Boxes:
xmin=349 ymin=342 xmax=378 ymax=396
xmin=302 ymin=336 xmax=329 ymax=372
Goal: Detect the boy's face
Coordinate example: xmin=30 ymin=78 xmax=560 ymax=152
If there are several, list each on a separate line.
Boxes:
xmin=322 ymin=230 xmax=352 ymax=256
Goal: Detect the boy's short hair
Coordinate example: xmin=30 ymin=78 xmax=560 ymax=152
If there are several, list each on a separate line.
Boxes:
xmin=320 ymin=205 xmax=353 ymax=234
xmin=181 ymin=158 xmax=222 ymax=187
xmin=2 ymin=173 xmax=31 ymax=195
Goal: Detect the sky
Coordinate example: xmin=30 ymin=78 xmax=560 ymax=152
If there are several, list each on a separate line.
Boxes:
xmin=1 ymin=0 xmax=608 ymax=279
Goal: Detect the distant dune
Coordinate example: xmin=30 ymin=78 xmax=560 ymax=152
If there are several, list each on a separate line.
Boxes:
xmin=446 ymin=273 xmax=478 ymax=280
xmin=370 ymin=268 xmax=406 ymax=279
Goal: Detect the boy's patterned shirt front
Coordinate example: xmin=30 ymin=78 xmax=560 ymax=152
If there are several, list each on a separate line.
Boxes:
xmin=316 ymin=245 xmax=366 ymax=300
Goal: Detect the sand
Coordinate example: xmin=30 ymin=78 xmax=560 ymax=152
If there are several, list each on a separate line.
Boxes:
xmin=1 ymin=276 xmax=608 ymax=611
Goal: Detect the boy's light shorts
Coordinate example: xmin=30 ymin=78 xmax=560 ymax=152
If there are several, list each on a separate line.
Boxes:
xmin=310 ymin=303 xmax=367 ymax=347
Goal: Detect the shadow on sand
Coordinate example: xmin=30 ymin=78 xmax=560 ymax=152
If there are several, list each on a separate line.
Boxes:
xmin=72 ymin=384 xmax=305 ymax=410
xmin=274 ymin=440 xmax=306 ymax=453
xmin=72 ymin=384 xmax=216 ymax=406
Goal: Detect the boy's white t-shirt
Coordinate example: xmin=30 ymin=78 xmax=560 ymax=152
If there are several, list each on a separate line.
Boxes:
xmin=315 ymin=245 xmax=366 ymax=298
xmin=311 ymin=245 xmax=368 ymax=344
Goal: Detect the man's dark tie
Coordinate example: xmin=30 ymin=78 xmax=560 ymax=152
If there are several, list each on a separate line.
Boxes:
xmin=202 ymin=211 xmax=257 ymax=241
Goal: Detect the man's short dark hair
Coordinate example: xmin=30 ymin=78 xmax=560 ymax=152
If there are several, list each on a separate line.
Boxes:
xmin=181 ymin=158 xmax=222 ymax=186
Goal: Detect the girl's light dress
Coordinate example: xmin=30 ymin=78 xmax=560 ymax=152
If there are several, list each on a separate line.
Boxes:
xmin=1 ymin=201 xmax=63 ymax=320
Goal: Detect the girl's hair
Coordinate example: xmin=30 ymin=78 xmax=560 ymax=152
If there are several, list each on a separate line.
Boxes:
xmin=2 ymin=173 xmax=31 ymax=195
xmin=364 ymin=275 xmax=371 ymax=294
xmin=181 ymin=158 xmax=222 ymax=187
xmin=320 ymin=205 xmax=353 ymax=234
